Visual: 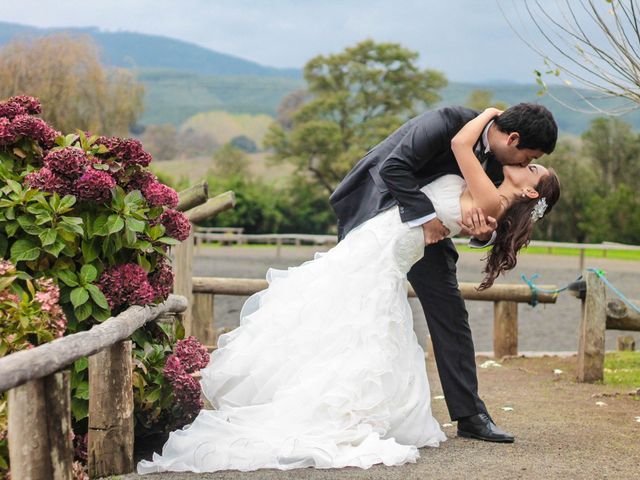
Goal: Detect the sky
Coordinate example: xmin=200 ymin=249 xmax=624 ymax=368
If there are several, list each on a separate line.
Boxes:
xmin=5 ymin=0 xmax=599 ymax=83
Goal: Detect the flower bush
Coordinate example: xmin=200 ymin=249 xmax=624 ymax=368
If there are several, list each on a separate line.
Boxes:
xmin=0 ymin=95 xmax=209 ymax=474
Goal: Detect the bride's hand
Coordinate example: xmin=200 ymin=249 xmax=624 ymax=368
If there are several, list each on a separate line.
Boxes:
xmin=458 ymin=207 xmax=497 ymax=240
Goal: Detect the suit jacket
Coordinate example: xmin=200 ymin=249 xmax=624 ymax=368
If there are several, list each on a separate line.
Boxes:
xmin=329 ymin=106 xmax=504 ymax=241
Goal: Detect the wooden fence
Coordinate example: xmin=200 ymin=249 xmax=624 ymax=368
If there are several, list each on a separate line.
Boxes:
xmin=572 ymin=270 xmax=640 ymax=382
xmin=0 ymin=295 xmax=187 ymax=479
xmin=189 ymin=276 xmax=559 ymax=359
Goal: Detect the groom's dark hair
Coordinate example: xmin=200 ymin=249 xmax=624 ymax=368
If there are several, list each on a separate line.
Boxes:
xmin=494 ymin=103 xmax=557 ymax=154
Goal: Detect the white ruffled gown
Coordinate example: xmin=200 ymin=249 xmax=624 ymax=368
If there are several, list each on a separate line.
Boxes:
xmin=137 ymin=174 xmax=466 ymax=474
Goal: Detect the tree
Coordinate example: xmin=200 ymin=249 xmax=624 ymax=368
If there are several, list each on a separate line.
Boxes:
xmin=503 ymin=1 xmax=640 ymax=113
xmin=0 ymin=33 xmax=144 ymax=135
xmin=465 ymin=89 xmax=509 ymax=111
xmin=264 ymin=39 xmax=447 ymax=194
xmin=581 ymin=117 xmax=640 ymax=190
xmin=212 ymin=143 xmax=251 ymax=177
xmin=535 ymin=138 xmax=600 ymax=242
xmin=230 ymin=135 xmax=258 ymax=153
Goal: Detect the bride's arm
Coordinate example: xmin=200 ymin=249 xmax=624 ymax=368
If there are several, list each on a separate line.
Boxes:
xmin=450 ymin=108 xmax=502 ymax=217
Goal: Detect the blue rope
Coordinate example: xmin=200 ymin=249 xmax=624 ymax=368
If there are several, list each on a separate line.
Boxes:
xmin=586 ymin=268 xmax=640 ymax=314
xmin=520 ymin=273 xmax=573 ymax=307
xmin=521 ymin=269 xmax=640 ymax=313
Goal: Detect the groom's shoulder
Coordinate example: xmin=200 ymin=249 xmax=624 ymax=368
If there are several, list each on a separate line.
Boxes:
xmin=411 ymin=106 xmax=479 ymax=130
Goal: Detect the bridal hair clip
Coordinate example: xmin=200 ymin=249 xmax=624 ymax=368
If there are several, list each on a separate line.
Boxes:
xmin=530 ymin=197 xmax=548 ymax=223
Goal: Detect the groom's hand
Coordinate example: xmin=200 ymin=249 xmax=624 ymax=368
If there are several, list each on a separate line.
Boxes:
xmin=422 ymin=218 xmax=450 ymax=245
xmin=458 ymin=207 xmax=497 ymax=241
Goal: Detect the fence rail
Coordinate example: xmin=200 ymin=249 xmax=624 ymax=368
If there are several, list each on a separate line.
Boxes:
xmin=190 ymin=276 xmax=558 ymax=359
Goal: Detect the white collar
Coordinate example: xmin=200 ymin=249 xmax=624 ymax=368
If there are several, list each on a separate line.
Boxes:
xmin=481 ymin=119 xmax=494 ymax=154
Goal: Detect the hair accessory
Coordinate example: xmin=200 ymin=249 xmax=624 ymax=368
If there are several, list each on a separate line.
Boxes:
xmin=531 ymin=197 xmax=548 ymax=222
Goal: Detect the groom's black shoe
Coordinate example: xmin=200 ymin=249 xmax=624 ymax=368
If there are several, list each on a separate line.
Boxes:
xmin=457 ymin=413 xmax=515 ymax=443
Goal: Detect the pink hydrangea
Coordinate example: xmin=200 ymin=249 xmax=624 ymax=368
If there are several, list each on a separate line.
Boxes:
xmin=97 ymin=263 xmax=156 ymax=310
xmin=0 ymin=117 xmax=16 ymax=145
xmin=149 ymin=260 xmax=174 ymax=301
xmin=11 ymin=114 xmax=59 ymax=148
xmin=163 ymin=354 xmax=203 ymax=421
xmin=25 ymin=167 xmax=73 ymax=195
xmin=110 ymin=138 xmax=152 ymax=167
xmin=173 ymin=336 xmax=210 ymax=374
xmin=74 ymin=169 xmax=116 ymax=203
xmin=126 ymin=171 xmax=156 ymax=192
xmin=9 ymin=95 xmax=42 ymax=115
xmin=159 ymin=209 xmax=191 ymax=241
xmin=143 ymin=181 xmax=179 ymax=208
xmin=44 ymin=147 xmax=89 ymax=178
xmin=0 ymin=259 xmax=15 ymax=275
xmin=0 ymin=100 xmax=26 ymax=119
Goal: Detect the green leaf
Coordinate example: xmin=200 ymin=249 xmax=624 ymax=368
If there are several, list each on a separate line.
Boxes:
xmin=157 ymin=236 xmax=180 ymax=245
xmin=58 ymin=195 xmax=76 ymax=213
xmin=137 ymin=254 xmax=151 ymax=272
xmin=124 ymin=226 xmax=137 ymax=246
xmin=75 ymin=381 xmax=89 ymax=400
xmin=44 ymin=238 xmax=66 ymax=257
xmin=74 ymin=301 xmax=92 ymax=321
xmin=74 ymin=357 xmax=88 ymax=373
xmin=86 ymin=283 xmax=109 ymax=310
xmin=81 ymin=239 xmax=99 ymax=263
xmin=107 ymin=214 xmax=125 ymax=234
xmin=93 ymin=215 xmax=110 ymax=236
xmin=92 ymin=307 xmax=112 ymax=322
xmin=70 ymin=287 xmax=89 ymax=308
xmin=71 ymin=397 xmax=88 ymax=421
xmin=79 ymin=264 xmax=98 ymax=284
xmin=39 ymin=229 xmax=57 ymax=247
xmin=126 ymin=217 xmax=145 ymax=233
xmin=10 ymin=238 xmax=40 ymax=262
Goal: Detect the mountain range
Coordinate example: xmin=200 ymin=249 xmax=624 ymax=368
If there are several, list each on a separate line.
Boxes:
xmin=1 ymin=21 xmax=640 ymax=134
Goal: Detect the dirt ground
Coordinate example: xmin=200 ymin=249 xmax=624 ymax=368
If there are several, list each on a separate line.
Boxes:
xmin=190 ymin=245 xmax=640 ymax=353
xmin=122 ymin=354 xmax=640 ymax=480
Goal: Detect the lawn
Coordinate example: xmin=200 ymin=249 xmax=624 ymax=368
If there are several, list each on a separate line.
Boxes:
xmin=603 ymin=351 xmax=640 ymax=388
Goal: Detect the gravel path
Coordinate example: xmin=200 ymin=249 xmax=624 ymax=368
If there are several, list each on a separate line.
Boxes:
xmin=191 ymin=245 xmax=640 ymax=352
xmin=122 ymin=355 xmax=640 ymax=480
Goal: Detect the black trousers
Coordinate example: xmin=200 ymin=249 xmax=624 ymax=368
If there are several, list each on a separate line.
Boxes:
xmin=407 ymin=238 xmax=488 ymax=421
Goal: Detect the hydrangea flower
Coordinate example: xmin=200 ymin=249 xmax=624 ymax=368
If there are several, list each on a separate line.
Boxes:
xmin=25 ymin=167 xmax=73 ymax=195
xmin=44 ymin=147 xmax=90 ymax=178
xmin=9 ymin=95 xmax=42 ymax=115
xmin=173 ymin=336 xmax=210 ymax=373
xmin=162 ymin=354 xmax=203 ymax=421
xmin=0 ymin=117 xmax=16 ymax=145
xmin=143 ymin=181 xmax=179 ymax=208
xmin=10 ymin=114 xmax=59 ymax=148
xmin=97 ymin=263 xmax=156 ymax=310
xmin=148 ymin=260 xmax=174 ymax=301
xmin=74 ymin=169 xmax=116 ymax=203
xmin=110 ymin=138 xmax=152 ymax=167
xmin=159 ymin=209 xmax=191 ymax=241
xmin=127 ymin=170 xmax=157 ymax=192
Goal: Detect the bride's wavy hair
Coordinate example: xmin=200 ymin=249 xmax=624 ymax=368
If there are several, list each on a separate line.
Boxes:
xmin=479 ymin=168 xmax=561 ymax=291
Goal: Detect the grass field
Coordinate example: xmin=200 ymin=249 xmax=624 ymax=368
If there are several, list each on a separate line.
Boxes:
xmin=197 ymin=240 xmax=640 ymax=261
xmin=603 ymin=351 xmax=640 ymax=388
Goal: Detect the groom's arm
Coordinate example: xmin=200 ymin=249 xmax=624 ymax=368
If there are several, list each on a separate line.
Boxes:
xmin=378 ymin=108 xmax=468 ymax=224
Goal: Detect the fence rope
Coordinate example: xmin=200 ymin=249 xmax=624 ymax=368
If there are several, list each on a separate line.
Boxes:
xmin=521 ymin=269 xmax=640 ymax=313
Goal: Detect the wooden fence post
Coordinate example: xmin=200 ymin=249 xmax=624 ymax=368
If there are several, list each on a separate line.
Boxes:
xmin=88 ymin=340 xmax=134 ymax=477
xmin=192 ymin=292 xmax=216 ymax=345
xmin=173 ymin=229 xmax=194 ymax=336
xmin=8 ymin=371 xmax=74 ymax=480
xmin=493 ymin=301 xmax=518 ymax=358
xmin=577 ymin=271 xmax=607 ymax=382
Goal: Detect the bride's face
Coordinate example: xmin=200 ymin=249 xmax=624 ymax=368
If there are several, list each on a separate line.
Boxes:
xmin=503 ymin=164 xmax=549 ymax=196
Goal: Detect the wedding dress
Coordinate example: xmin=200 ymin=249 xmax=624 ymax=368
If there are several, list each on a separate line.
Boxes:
xmin=137 ymin=174 xmax=466 ymax=474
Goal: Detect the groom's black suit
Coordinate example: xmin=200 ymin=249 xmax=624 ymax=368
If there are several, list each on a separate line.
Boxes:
xmin=329 ymin=106 xmax=504 ymax=421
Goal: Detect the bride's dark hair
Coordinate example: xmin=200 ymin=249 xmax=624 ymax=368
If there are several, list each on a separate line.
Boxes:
xmin=478 ymin=168 xmax=561 ymax=291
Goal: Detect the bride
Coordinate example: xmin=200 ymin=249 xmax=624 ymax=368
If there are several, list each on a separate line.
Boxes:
xmin=137 ymin=108 xmax=560 ymax=474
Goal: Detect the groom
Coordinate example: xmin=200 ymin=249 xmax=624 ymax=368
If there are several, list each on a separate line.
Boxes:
xmin=329 ymin=103 xmax=557 ymax=443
